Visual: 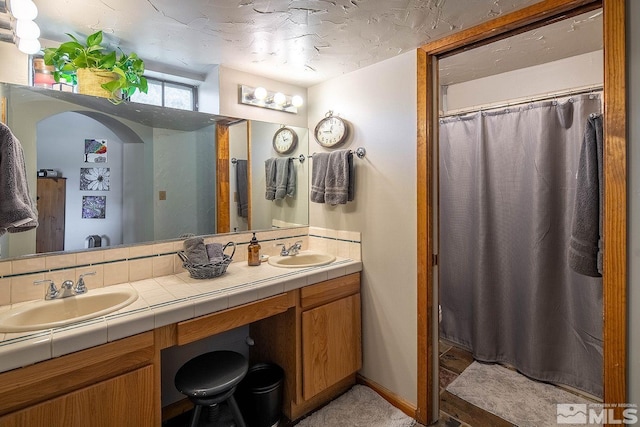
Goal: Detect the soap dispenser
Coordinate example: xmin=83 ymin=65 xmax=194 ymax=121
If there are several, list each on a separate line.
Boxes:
xmin=247 ymin=233 xmax=261 ymax=266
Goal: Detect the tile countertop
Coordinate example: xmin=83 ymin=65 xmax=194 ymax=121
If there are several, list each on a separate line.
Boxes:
xmin=0 ymin=257 xmax=362 ymax=374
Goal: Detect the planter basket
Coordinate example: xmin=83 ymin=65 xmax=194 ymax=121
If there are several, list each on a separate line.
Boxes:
xmin=76 ymin=68 xmax=119 ymax=100
xmin=178 ymin=242 xmax=236 ymax=279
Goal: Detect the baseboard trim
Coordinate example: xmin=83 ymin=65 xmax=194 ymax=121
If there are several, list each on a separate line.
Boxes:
xmin=356 ymin=374 xmax=417 ymax=419
xmin=162 ymin=398 xmax=193 ymax=422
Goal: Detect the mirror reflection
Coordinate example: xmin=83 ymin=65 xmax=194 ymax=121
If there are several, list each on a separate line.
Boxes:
xmin=228 ymin=121 xmax=309 ymax=233
xmin=0 ymin=82 xmax=309 ymax=260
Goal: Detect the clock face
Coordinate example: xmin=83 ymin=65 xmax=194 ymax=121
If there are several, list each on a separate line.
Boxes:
xmin=315 ymin=116 xmax=348 ymax=147
xmin=273 ymin=127 xmax=298 ymax=154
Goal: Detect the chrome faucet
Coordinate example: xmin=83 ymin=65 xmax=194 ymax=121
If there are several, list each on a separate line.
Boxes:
xmin=75 ymin=271 xmax=96 ymax=294
xmin=275 ymin=240 xmax=303 ymax=256
xmin=33 ymin=271 xmax=96 ymax=300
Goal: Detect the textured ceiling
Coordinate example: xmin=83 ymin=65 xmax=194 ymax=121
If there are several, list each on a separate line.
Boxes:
xmin=439 ymin=8 xmax=603 ymax=85
xmin=34 ymin=0 xmax=544 ymax=87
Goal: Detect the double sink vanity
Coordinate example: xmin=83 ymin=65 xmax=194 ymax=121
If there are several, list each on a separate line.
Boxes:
xmin=0 ymin=227 xmax=362 ymax=426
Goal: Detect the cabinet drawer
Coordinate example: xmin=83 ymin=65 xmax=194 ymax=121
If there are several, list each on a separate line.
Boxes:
xmin=0 ymin=332 xmax=154 ymax=417
xmin=0 ymin=365 xmax=155 ymax=427
xmin=177 ymin=293 xmax=293 ymax=345
xmin=300 ymin=272 xmax=360 ymax=309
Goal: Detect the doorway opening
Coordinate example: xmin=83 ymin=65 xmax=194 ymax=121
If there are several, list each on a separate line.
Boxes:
xmin=416 ymin=1 xmax=627 ymax=424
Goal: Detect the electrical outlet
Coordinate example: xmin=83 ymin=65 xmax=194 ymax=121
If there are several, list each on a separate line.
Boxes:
xmin=159 ymin=190 xmax=167 ymax=200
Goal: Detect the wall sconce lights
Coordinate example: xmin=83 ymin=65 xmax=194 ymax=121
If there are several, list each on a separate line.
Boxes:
xmin=239 ymin=84 xmax=304 ymax=114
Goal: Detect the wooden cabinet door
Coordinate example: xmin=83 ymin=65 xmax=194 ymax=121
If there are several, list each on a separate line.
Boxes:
xmin=36 ymin=177 xmax=66 ymax=253
xmin=301 ymin=293 xmax=362 ymax=400
xmin=0 ymin=365 xmax=154 ymax=427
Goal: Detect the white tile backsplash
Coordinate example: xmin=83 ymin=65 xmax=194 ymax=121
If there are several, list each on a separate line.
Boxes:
xmin=0 ymin=226 xmax=362 ymax=306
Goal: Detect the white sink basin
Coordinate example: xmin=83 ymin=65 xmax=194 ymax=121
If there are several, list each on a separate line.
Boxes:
xmin=268 ymin=251 xmax=336 ymax=268
xmin=0 ymin=287 xmax=139 ymax=332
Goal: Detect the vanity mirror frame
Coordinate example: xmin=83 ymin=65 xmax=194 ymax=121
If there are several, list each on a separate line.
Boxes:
xmin=416 ymin=0 xmax=626 ymax=424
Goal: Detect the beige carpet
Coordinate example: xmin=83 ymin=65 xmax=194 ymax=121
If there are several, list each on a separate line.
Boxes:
xmin=446 ymin=361 xmax=600 ymax=427
xmin=295 ymin=385 xmax=416 ymax=427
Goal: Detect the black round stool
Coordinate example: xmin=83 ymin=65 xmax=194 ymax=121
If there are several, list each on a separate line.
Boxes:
xmin=174 ymin=350 xmax=249 ymax=427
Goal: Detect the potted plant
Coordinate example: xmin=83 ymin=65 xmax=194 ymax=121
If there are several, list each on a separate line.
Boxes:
xmin=43 ymin=30 xmax=148 ymax=103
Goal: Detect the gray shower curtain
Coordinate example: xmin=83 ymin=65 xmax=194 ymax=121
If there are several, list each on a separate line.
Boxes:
xmin=439 ymin=95 xmax=603 ymax=397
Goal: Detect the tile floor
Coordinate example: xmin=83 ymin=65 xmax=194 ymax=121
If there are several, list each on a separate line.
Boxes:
xmin=436 ymin=339 xmax=514 ymax=426
xmin=165 ymin=340 xmax=591 ymax=427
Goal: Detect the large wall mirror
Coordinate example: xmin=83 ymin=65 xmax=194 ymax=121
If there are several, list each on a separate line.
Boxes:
xmin=0 ymin=82 xmax=310 ymax=260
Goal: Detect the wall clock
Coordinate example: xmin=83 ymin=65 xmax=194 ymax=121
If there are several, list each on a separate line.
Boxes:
xmin=272 ymin=126 xmax=298 ymax=154
xmin=314 ymin=111 xmax=349 ymax=147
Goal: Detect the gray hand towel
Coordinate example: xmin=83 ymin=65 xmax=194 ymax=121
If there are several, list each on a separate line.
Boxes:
xmin=235 ymin=159 xmax=249 ymax=218
xmin=183 ymin=236 xmax=210 ymax=264
xmin=265 ymin=158 xmax=277 ymax=200
xmin=310 ymin=152 xmax=330 ymax=203
xmin=274 ymin=158 xmax=296 ymax=200
xmin=568 ymin=114 xmax=603 ymax=277
xmin=325 ymin=150 xmax=352 ymax=205
xmin=206 ymin=242 xmax=225 ymax=263
xmin=286 ymin=158 xmax=296 ymax=198
xmin=0 ymin=123 xmax=38 ymax=236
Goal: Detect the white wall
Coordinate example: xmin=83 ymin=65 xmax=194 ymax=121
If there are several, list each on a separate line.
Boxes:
xmin=198 ymin=65 xmax=221 ymax=114
xmin=0 ymin=45 xmax=28 ymax=85
xmin=444 ymin=50 xmax=603 ymax=112
xmin=153 ymin=126 xmax=216 ymax=240
xmin=627 ymin=0 xmax=640 ymax=407
xmin=219 ymin=66 xmax=308 ymax=128
xmin=308 ymin=51 xmax=418 ymax=404
xmin=37 ymin=113 xmax=124 ymax=250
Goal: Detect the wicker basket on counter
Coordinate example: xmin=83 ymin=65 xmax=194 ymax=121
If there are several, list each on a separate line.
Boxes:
xmin=178 ymin=241 xmax=235 ymax=279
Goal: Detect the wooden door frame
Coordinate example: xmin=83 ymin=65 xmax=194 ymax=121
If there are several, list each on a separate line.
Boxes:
xmin=416 ymin=0 xmax=627 ymax=424
xmin=216 ymin=119 xmax=252 ymax=233
xmin=216 ymin=123 xmax=231 ymax=233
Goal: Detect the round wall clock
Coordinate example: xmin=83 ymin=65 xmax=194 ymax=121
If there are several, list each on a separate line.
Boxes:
xmin=314 ymin=111 xmax=349 ymax=147
xmin=272 ymin=126 xmax=298 ymax=154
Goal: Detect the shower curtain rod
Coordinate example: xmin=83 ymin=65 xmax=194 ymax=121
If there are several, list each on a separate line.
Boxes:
xmin=440 ymin=84 xmax=603 ymax=118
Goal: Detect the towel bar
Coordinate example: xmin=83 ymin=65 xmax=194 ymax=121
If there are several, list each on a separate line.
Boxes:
xmin=232 ymin=156 xmax=298 ymax=165
xmin=300 ymin=147 xmax=366 ymax=164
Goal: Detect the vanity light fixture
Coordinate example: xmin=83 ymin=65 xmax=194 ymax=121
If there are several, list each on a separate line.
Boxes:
xmin=8 ymin=0 xmax=38 ymax=20
xmin=239 ymin=84 xmax=304 ymax=114
xmin=0 ymin=0 xmax=41 ymax=54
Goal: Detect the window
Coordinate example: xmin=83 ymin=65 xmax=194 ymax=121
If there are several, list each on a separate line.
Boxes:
xmin=130 ymin=78 xmax=197 ymax=111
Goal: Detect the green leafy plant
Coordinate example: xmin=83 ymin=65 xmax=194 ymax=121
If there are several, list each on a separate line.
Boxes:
xmin=43 ymin=30 xmax=148 ymax=103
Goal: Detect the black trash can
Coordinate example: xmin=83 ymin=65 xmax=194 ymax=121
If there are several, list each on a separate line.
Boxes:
xmin=238 ymin=363 xmax=284 ymax=427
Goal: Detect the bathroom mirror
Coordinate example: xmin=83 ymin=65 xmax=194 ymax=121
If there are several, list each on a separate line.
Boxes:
xmin=227 ymin=120 xmax=309 ymax=233
xmin=0 ymin=81 xmax=309 ymax=260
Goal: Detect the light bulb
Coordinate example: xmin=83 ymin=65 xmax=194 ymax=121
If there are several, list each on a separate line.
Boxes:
xmin=254 ymin=87 xmax=267 ymax=100
xmin=10 ymin=0 xmax=38 ymax=21
xmin=273 ymin=92 xmax=286 ymax=105
xmin=15 ymin=19 xmax=40 ymax=39
xmin=17 ymin=37 xmax=41 ymax=54
xmin=291 ymin=95 xmax=303 ymax=107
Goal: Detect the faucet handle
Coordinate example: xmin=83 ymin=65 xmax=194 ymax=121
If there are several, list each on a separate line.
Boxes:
xmin=34 ymin=279 xmax=59 ymax=300
xmin=275 ymin=243 xmax=287 ymax=256
xmin=75 ymin=271 xmax=96 ymax=294
xmin=289 ymin=240 xmax=303 ymax=255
